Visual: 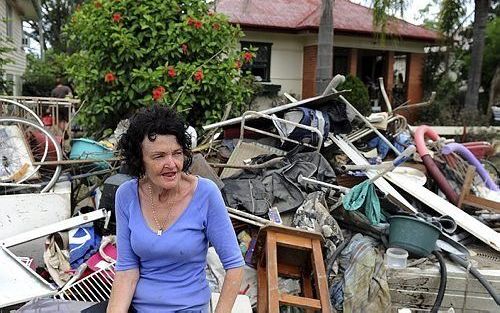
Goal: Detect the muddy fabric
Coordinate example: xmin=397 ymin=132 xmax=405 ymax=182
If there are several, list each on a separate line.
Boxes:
xmin=43 ymin=233 xmax=72 ymax=287
xmin=330 ymin=234 xmax=391 ymax=312
xmin=222 ymin=152 xmax=336 ymax=215
xmin=292 ymin=191 xmax=343 ymax=264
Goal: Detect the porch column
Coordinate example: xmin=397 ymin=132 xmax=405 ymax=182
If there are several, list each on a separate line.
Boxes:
xmin=386 ymin=51 xmax=395 ymax=95
xmin=302 ymin=45 xmax=317 ymax=99
xmin=407 ymin=53 xmax=424 ymax=103
xmin=348 ymin=48 xmax=358 ymax=76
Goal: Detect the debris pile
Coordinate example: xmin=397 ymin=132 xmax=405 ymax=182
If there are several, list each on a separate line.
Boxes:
xmin=1 ymin=76 xmax=499 ymax=312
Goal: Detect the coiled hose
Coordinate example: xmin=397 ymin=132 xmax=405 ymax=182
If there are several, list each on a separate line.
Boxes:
xmin=447 ymin=253 xmax=500 ymax=305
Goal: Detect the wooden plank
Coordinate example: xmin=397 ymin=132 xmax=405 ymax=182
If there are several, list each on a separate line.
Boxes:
xmin=277 ymin=263 xmax=302 ymax=279
xmin=301 ymin=271 xmax=315 ymax=313
xmin=276 ymin=232 xmax=312 ymax=250
xmin=385 ymin=172 xmax=500 ymax=252
xmin=463 ymin=195 xmax=500 ymax=213
xmin=457 ymin=166 xmax=475 ymax=208
xmin=279 ymin=294 xmax=322 ymax=310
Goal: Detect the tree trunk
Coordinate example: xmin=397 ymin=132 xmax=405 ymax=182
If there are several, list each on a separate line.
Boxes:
xmin=464 ymin=0 xmax=491 ymax=111
xmin=316 ymin=0 xmax=334 ymax=95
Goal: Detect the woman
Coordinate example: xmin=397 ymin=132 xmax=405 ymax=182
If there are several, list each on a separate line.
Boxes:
xmin=107 ymin=106 xmax=244 ymax=313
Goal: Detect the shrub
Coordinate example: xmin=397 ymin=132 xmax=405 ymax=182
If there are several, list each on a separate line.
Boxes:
xmin=65 ymin=0 xmax=255 ymax=136
xmin=338 ymin=75 xmax=371 ymax=116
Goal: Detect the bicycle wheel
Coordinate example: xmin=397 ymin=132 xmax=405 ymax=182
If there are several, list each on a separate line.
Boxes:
xmin=0 ymin=117 xmax=62 ymax=193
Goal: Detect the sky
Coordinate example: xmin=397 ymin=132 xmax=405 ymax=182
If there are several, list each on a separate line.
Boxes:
xmin=350 ymin=0 xmax=475 ymax=26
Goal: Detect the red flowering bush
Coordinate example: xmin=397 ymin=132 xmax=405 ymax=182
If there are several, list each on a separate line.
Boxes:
xmin=112 ymin=12 xmax=121 ymax=23
xmin=152 ymin=86 xmax=166 ymax=101
xmin=104 ymin=72 xmax=115 ymax=83
xmin=194 ymin=69 xmax=204 ymax=82
xmin=65 ymin=0 xmax=255 ymax=134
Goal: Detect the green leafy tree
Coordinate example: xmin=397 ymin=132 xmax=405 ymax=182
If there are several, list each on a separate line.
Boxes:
xmin=23 ymin=50 xmax=68 ymax=96
xmin=65 ymin=0 xmax=255 ymax=135
xmin=25 ymin=0 xmax=85 ymax=53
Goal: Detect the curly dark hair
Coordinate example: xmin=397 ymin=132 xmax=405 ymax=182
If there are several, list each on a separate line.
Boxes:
xmin=118 ymin=105 xmax=193 ymax=178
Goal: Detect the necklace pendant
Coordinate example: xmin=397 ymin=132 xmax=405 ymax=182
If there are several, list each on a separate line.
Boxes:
xmin=157 ymin=229 xmax=162 ymax=236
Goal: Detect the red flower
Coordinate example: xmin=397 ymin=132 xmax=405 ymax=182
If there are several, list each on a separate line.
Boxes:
xmin=152 ymin=86 xmax=166 ymax=101
xmin=193 ymin=20 xmax=203 ymax=29
xmin=104 ymin=72 xmax=116 ymax=83
xmin=243 ymin=51 xmax=253 ymax=63
xmin=234 ymin=60 xmax=242 ymax=69
xmin=194 ymin=69 xmax=203 ymax=82
xmin=212 ymin=23 xmax=220 ymax=30
xmin=187 ymin=17 xmax=195 ymax=25
xmin=181 ymin=44 xmax=188 ymax=54
xmin=168 ymin=66 xmax=176 ymax=78
xmin=94 ymin=1 xmax=102 ymax=8
xmin=112 ymin=12 xmax=121 ymax=23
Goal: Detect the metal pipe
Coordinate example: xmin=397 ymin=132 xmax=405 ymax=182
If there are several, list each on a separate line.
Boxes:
xmin=331 ymin=86 xmax=401 ymax=155
xmin=297 ymin=175 xmax=351 ymax=194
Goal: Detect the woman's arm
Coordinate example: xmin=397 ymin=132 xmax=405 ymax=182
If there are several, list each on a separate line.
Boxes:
xmin=214 ymin=266 xmax=244 ymax=313
xmin=107 ymin=268 xmax=139 ymax=313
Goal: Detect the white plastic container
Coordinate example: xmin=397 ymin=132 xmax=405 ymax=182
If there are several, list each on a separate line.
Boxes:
xmin=386 ymin=247 xmax=409 ymax=269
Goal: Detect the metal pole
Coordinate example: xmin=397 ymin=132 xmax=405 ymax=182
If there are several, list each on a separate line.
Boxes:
xmin=332 ymin=86 xmax=401 ymax=155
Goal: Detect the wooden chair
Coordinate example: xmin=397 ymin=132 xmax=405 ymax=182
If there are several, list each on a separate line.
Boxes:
xmin=254 ymin=224 xmax=331 ymax=313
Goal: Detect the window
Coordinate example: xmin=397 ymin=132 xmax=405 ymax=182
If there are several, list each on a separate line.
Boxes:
xmin=241 ymin=41 xmax=272 ymax=82
xmin=6 ymin=3 xmax=13 ymax=38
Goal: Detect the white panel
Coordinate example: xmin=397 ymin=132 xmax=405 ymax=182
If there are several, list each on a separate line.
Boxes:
xmin=0 ymin=246 xmax=56 ymax=308
xmin=0 ymin=181 xmax=71 ymax=265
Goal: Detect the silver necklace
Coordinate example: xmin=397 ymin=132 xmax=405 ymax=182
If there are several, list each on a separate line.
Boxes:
xmin=148 ymin=183 xmax=177 ymax=236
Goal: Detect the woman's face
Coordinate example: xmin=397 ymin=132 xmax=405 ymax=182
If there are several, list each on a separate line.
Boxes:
xmin=141 ymin=134 xmax=184 ymax=190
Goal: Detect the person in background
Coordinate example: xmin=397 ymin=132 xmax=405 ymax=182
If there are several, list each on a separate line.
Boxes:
xmin=51 ymin=78 xmax=73 ymax=98
xmin=107 ymin=105 xmax=244 ymax=313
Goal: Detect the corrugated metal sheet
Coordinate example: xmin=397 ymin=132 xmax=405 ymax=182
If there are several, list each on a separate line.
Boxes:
xmin=217 ymin=0 xmax=439 ymax=42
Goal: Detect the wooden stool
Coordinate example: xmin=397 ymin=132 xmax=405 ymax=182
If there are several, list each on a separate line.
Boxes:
xmin=254 ymin=224 xmax=331 ymax=313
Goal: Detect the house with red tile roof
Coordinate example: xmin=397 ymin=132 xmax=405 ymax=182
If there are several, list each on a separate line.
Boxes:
xmin=216 ymin=0 xmax=439 ymax=108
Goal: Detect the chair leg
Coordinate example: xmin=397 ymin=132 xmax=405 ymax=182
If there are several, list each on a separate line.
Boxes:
xmin=266 ymin=232 xmax=280 ymax=313
xmin=312 ymin=240 xmax=331 ymax=313
xmin=257 ymin=258 xmax=268 ymax=313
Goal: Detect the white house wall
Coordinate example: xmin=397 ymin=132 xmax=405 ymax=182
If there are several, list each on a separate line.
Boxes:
xmin=0 ymin=0 xmax=28 ymax=95
xmin=242 ymin=31 xmax=305 ymax=98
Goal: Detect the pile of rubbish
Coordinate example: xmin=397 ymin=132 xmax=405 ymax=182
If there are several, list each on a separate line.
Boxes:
xmin=1 ymin=75 xmax=499 ymax=312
